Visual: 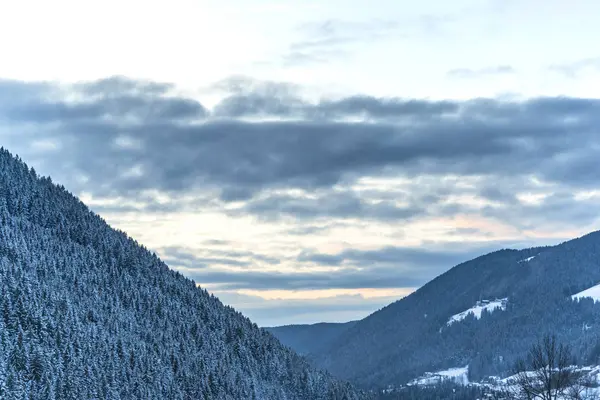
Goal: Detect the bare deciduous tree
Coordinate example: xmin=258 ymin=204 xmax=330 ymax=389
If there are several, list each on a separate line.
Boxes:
xmin=505 ymin=335 xmax=598 ymax=400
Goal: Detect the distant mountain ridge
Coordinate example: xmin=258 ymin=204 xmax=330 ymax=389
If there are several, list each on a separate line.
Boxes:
xmin=271 ymin=234 xmax=600 ymax=391
xmin=0 ymin=147 xmax=367 ymax=399
xmin=265 ymin=321 xmax=357 ymax=355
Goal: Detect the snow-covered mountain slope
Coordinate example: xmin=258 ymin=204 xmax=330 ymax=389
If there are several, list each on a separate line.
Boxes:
xmin=307 ymin=232 xmax=600 ymax=389
xmin=573 ymin=283 xmax=600 ymax=302
xmin=0 ymin=148 xmax=367 ymax=399
xmin=447 ymin=298 xmax=508 ymax=326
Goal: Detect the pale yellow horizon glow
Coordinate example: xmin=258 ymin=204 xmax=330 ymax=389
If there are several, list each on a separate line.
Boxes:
xmin=237 ymin=288 xmax=415 ymax=301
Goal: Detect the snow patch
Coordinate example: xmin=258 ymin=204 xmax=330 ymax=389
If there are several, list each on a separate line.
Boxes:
xmin=519 ymin=255 xmax=536 ymax=263
xmin=572 ymin=284 xmax=600 ymax=302
xmin=408 ymin=366 xmax=469 ymax=386
xmin=447 ymin=298 xmax=508 ymax=326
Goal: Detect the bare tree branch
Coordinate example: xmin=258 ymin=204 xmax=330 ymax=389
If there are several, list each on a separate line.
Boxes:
xmin=505 ymin=335 xmax=596 ymax=400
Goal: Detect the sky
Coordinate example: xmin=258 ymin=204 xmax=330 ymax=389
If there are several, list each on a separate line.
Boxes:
xmin=2 ymin=0 xmax=600 ymax=326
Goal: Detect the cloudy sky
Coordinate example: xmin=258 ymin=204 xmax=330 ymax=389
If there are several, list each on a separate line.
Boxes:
xmin=2 ymin=0 xmax=600 ymax=326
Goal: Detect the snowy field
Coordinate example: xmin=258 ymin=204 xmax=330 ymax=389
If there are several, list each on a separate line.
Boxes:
xmin=447 ymin=298 xmax=508 ymax=326
xmin=572 ymin=283 xmax=600 ymax=302
xmin=407 ymin=366 xmax=469 ymax=386
xmin=408 ymin=364 xmax=600 ymax=399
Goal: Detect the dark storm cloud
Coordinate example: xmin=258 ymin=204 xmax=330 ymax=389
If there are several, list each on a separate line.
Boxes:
xmin=209 ymin=75 xmax=461 ymax=120
xmin=213 ymin=92 xmax=306 ymax=119
xmin=214 ymin=92 xmax=459 ymax=120
xmin=235 ymin=191 xmax=425 ymax=221
xmin=316 ymin=96 xmax=459 ymax=119
xmin=3 ymin=76 xmax=600 ymax=227
xmin=480 ymin=191 xmax=600 ymax=232
xmin=478 ymin=186 xmax=517 ymax=204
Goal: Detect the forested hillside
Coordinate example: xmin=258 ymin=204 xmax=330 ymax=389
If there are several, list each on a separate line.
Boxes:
xmin=308 ymin=234 xmax=600 ymax=389
xmin=0 ymin=147 xmax=367 ymax=399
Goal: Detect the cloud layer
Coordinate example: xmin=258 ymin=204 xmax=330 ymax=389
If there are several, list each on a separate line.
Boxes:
xmin=5 ymin=76 xmax=600 ymax=200
xmin=2 ymin=75 xmax=600 ymax=324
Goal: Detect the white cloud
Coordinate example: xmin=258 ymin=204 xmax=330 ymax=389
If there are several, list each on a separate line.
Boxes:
xmin=2 ymin=0 xmax=600 ymax=100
